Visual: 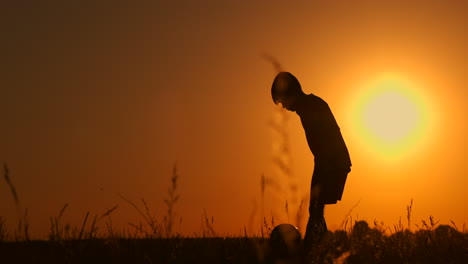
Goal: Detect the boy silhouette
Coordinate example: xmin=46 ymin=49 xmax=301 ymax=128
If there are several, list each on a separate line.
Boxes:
xmin=271 ymin=72 xmax=352 ymax=248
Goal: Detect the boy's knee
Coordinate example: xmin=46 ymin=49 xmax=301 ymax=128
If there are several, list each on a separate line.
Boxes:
xmin=309 ymin=201 xmax=325 ymax=215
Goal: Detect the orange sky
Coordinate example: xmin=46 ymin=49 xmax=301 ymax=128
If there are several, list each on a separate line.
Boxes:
xmin=1 ymin=1 xmax=468 ymax=238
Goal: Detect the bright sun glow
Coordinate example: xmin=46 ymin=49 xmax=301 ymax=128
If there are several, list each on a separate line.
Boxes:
xmin=364 ymin=91 xmax=419 ymax=143
xmin=354 ymin=75 xmax=429 ymax=159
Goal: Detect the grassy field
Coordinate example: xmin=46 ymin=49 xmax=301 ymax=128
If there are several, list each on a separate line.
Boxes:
xmin=1 ymin=164 xmax=468 ymax=263
xmin=1 ymin=222 xmax=468 ymax=263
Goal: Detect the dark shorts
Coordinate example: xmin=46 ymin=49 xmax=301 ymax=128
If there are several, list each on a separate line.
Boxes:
xmin=310 ymin=165 xmax=351 ymax=205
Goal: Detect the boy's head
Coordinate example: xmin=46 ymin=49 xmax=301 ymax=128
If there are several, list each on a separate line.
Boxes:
xmin=271 ymin=72 xmax=304 ymax=111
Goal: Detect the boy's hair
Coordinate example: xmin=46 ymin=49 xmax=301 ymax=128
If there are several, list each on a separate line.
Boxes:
xmin=271 ymin=72 xmax=302 ymax=104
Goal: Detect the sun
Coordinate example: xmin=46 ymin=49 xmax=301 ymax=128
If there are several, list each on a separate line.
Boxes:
xmin=354 ymin=75 xmax=428 ymax=159
xmin=363 ymin=90 xmax=419 ymax=143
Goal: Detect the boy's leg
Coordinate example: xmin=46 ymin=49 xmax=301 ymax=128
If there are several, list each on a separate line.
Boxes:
xmin=303 ymin=201 xmax=327 ymax=249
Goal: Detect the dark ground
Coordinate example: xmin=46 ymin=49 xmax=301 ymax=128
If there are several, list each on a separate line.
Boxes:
xmin=1 ymin=223 xmax=468 ymax=264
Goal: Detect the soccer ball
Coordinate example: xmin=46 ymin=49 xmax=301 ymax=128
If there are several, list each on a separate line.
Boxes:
xmin=269 ymin=224 xmax=302 ymax=258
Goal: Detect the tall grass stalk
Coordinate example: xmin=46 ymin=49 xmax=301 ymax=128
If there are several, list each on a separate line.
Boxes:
xmin=339 ymin=200 xmax=361 ymax=233
xmin=163 ymin=163 xmax=180 ymax=237
xmin=295 ymin=199 xmax=305 ymax=232
xmin=262 ymin=55 xmax=307 ymax=234
xmin=119 ymin=194 xmax=161 ymax=238
xmin=88 ymin=214 xmax=98 ymax=239
xmin=49 ymin=203 xmax=69 ymax=240
xmin=0 ymin=216 xmax=7 ymax=241
xmin=200 ymin=209 xmax=216 ymax=238
xmin=78 ymin=211 xmax=90 ymax=240
xmin=3 ymin=164 xmax=30 ymax=241
xmin=15 ymin=209 xmax=30 ymax=241
xmin=407 ymin=198 xmax=413 ymax=230
xmin=3 ymin=164 xmax=19 ymax=208
xmin=418 ymin=215 xmax=440 ymax=231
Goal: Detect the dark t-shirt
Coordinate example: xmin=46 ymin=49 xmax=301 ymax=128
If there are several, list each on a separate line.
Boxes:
xmin=296 ymin=94 xmax=352 ymax=204
xmin=295 ymin=94 xmax=352 ymax=170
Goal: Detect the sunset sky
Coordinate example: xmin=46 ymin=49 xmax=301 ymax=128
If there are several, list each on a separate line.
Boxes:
xmin=1 ymin=0 xmax=468 ymax=238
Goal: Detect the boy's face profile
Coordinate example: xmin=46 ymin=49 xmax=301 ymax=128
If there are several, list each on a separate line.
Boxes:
xmin=278 ymin=95 xmax=297 ymax=112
